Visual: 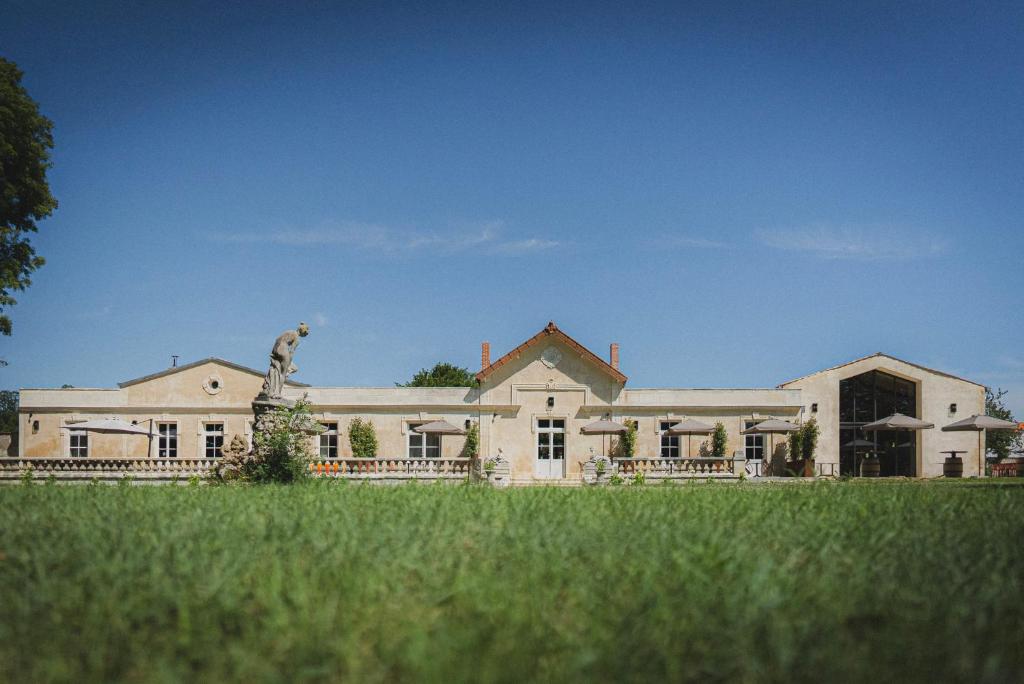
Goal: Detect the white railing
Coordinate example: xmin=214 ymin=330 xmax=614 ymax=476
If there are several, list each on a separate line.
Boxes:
xmin=310 ymin=457 xmax=473 ymax=480
xmin=613 ymin=457 xmax=737 ymax=477
xmin=0 ymin=457 xmax=215 ymax=481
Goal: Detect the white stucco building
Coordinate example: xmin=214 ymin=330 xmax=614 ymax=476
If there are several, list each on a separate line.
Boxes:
xmin=15 ymin=321 xmax=987 ymax=482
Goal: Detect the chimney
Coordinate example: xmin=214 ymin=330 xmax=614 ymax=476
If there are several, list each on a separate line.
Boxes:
xmin=610 ymin=343 xmax=620 ymax=370
xmin=481 ymin=341 xmax=491 ymax=369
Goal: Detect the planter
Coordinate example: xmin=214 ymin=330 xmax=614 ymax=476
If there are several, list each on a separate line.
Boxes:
xmin=803 ymin=458 xmax=816 ymax=477
xmin=860 ymin=458 xmax=881 ymax=478
xmin=943 ymin=456 xmax=963 ymax=478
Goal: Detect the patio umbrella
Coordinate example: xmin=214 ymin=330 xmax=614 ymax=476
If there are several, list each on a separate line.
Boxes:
xmin=667 ymin=418 xmax=714 ymax=458
xmin=942 ymin=414 xmax=1020 ymax=477
xmin=412 ymin=420 xmax=466 ymax=458
xmin=741 ymin=419 xmax=800 ymax=475
xmin=61 ymin=418 xmax=157 ymax=457
xmin=861 ymin=413 xmax=933 ymax=476
xmin=581 ymin=418 xmax=629 ymax=458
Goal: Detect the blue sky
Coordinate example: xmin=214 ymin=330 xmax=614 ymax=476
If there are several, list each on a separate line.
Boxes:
xmin=2 ymin=1 xmax=1022 ymax=415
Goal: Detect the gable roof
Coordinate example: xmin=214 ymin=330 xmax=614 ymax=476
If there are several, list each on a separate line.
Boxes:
xmin=118 ymin=357 xmax=311 ymax=388
xmin=475 ymin=321 xmax=627 ymax=384
xmin=777 ymin=352 xmax=984 ymax=389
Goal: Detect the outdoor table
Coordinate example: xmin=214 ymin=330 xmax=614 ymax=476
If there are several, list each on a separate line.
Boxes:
xmin=941 ymin=450 xmax=966 ymax=478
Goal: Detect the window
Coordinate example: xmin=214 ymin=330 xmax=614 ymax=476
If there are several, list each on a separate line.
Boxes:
xmin=744 ymin=421 xmax=764 ymax=461
xmin=408 ymin=424 xmax=440 ymax=458
xmin=158 ymin=422 xmax=178 ymax=458
xmin=69 ymin=429 xmax=88 ymax=458
xmin=204 ymin=423 xmax=224 ymax=458
xmin=659 ymin=421 xmax=680 ymax=458
xmin=320 ymin=422 xmax=338 ymax=459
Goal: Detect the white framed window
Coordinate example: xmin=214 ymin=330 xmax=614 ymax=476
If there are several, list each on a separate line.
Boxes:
xmin=158 ymin=422 xmax=178 ymax=458
xmin=320 ymin=422 xmax=338 ymax=459
xmin=659 ymin=420 xmax=680 ymax=458
xmin=204 ymin=423 xmax=224 ymax=458
xmin=69 ymin=430 xmax=88 ymax=458
xmin=744 ymin=420 xmax=764 ymax=461
xmin=408 ymin=423 xmax=440 ymax=458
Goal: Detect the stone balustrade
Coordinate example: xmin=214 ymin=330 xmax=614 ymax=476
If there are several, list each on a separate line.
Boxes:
xmin=0 ymin=457 xmax=214 ymax=482
xmin=613 ymin=456 xmax=738 ymax=479
xmin=310 ymin=457 xmax=473 ymax=482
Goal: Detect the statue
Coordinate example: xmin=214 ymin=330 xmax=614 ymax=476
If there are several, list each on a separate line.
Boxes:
xmin=257 ymin=322 xmax=309 ymax=403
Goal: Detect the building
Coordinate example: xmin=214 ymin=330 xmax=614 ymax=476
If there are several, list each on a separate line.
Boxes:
xmin=16 ymin=321 xmax=986 ymax=481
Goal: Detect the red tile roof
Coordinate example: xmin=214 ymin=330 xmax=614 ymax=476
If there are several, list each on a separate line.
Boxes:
xmin=475 ymin=321 xmax=627 ymax=383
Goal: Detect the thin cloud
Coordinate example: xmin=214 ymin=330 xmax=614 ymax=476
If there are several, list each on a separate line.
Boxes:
xmin=209 ymin=220 xmax=555 ymax=255
xmin=756 ymin=224 xmax=950 ymax=260
xmin=667 ymin=236 xmax=732 ymax=249
xmin=313 ymin=312 xmax=329 ymax=327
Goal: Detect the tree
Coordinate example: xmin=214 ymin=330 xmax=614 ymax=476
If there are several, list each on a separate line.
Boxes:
xmin=1 ymin=58 xmax=57 ymax=336
xmin=986 ymin=388 xmax=1022 ymax=460
xmin=399 ymin=362 xmax=476 ymax=387
xmin=462 ymin=421 xmax=479 ymax=458
xmin=348 ymin=418 xmax=378 ymax=458
xmin=711 ymin=422 xmax=728 ymax=459
xmin=0 ymin=390 xmax=17 ymax=433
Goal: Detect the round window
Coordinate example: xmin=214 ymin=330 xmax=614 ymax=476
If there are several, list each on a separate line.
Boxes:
xmin=203 ymin=374 xmax=224 ymax=395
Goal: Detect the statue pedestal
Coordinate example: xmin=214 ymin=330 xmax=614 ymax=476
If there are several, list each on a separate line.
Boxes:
xmin=252 ymin=395 xmax=294 ymax=417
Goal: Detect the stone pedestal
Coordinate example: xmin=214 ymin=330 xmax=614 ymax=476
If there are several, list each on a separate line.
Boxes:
xmin=583 ymin=455 xmax=613 ymax=485
xmin=485 ymin=455 xmax=511 ymax=488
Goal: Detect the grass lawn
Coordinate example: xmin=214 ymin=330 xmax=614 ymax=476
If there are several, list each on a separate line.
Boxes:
xmin=1 ymin=480 xmax=1022 ymax=683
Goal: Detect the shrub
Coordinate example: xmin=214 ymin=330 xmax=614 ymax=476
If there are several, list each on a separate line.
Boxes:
xmin=802 ymin=418 xmax=819 ymax=461
xmin=789 ymin=427 xmax=804 ymax=462
xmin=214 ymin=400 xmax=321 ymax=484
xmin=711 ymin=422 xmax=728 ymax=458
xmin=620 ymin=419 xmax=638 ymax=458
xmin=463 ymin=422 xmax=479 ymax=458
xmin=348 ymin=418 xmax=378 ymax=459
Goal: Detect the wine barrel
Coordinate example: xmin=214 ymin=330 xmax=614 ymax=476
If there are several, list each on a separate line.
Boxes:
xmin=943 ymin=456 xmax=963 ymax=478
xmin=860 ymin=458 xmax=881 ymax=477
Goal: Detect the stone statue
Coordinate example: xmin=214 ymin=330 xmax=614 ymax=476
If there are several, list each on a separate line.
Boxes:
xmin=258 ymin=322 xmax=309 ymax=402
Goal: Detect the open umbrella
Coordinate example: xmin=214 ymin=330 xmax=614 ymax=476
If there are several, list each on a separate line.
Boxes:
xmin=61 ymin=418 xmax=158 ymax=457
xmin=861 ymin=412 xmax=933 ymax=476
xmin=741 ymin=419 xmax=800 ymax=475
xmin=667 ymin=418 xmax=714 ymax=458
xmin=581 ymin=418 xmax=629 ymax=458
xmin=412 ymin=420 xmax=466 ymax=458
xmin=942 ymin=414 xmax=1020 ymax=477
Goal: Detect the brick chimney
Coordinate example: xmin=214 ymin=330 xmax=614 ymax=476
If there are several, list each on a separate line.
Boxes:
xmin=481 ymin=341 xmax=491 ymax=369
xmin=610 ymin=343 xmax=620 ymax=370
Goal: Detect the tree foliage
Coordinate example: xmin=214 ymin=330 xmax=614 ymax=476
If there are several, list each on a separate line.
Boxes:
xmin=0 ymin=58 xmax=57 ymax=336
xmin=0 ymin=390 xmax=17 ymax=433
xmin=711 ymin=422 xmax=728 ymax=459
xmin=399 ymin=362 xmax=476 ymax=388
xmin=986 ymin=388 xmax=1022 ymax=459
xmin=348 ymin=417 xmax=378 ymax=458
xmin=462 ymin=421 xmax=479 ymax=458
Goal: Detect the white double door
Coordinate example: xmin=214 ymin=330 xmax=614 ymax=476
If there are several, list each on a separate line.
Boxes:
xmin=535 ymin=418 xmax=566 ymax=478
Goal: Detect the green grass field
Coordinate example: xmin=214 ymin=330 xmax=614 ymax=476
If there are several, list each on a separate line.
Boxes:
xmin=1 ymin=481 xmax=1022 ymax=683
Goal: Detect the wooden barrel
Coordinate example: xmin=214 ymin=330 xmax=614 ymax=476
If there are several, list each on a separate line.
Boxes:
xmin=943 ymin=457 xmax=963 ymax=478
xmin=860 ymin=458 xmax=881 ymax=477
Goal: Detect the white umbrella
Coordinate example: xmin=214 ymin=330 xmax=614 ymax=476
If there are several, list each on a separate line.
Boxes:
xmin=412 ymin=420 xmax=466 ymax=459
xmin=61 ymin=418 xmax=157 ymax=457
xmin=666 ymin=418 xmax=714 ymax=458
xmin=581 ymin=418 xmax=629 ymax=458
xmin=741 ymin=419 xmax=800 ymax=475
xmin=861 ymin=413 xmax=933 ymax=477
xmin=942 ymin=414 xmax=1020 ymax=477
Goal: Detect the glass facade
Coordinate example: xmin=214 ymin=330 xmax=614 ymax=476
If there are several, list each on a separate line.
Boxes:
xmin=839 ymin=370 xmax=917 ymax=476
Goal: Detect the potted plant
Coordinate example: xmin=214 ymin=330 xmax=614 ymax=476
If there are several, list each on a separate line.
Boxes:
xmin=800 ymin=419 xmax=819 ymax=477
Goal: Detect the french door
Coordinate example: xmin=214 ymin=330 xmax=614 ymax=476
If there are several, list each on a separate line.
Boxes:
xmin=535 ymin=418 xmax=565 ymax=478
